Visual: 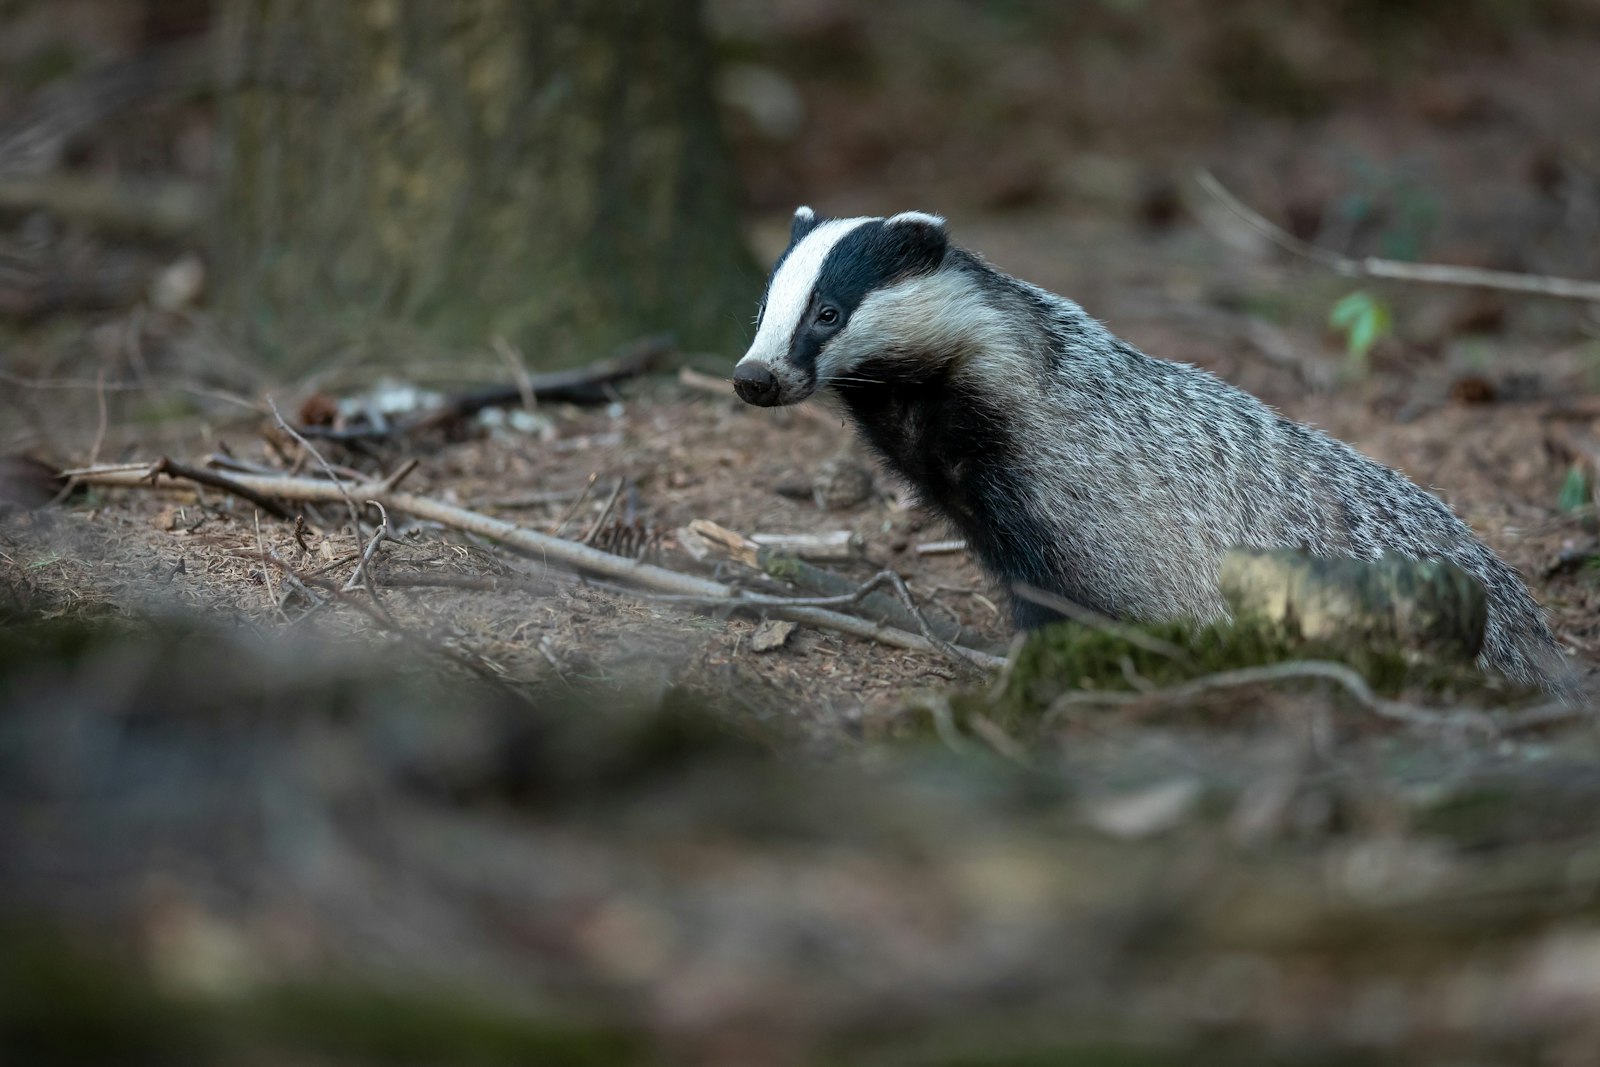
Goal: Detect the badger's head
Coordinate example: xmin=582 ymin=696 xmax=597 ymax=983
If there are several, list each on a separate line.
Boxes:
xmin=732 ymin=207 xmax=950 ymax=407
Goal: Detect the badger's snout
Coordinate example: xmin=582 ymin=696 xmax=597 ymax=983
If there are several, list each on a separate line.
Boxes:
xmin=732 ymin=362 xmax=783 ymax=407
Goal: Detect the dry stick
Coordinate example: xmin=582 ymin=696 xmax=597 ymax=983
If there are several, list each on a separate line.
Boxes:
xmin=377 ymin=457 xmax=420 ymax=493
xmin=1043 ymin=659 xmax=1500 ymax=737
xmin=645 ymin=568 xmax=990 ymax=670
xmin=1013 ymin=583 xmax=1190 ymax=660
xmin=342 ymin=501 xmax=395 ymax=594
xmin=492 ymin=334 xmax=538 ymax=414
xmin=688 ymin=520 xmax=994 ymax=650
xmin=72 ymin=465 xmax=1004 ymax=669
xmin=45 ymin=369 xmax=113 ymax=508
xmin=254 ymin=510 xmax=284 ymax=622
xmin=581 ymin=478 xmax=625 ymax=546
xmin=552 ymin=472 xmax=599 ymax=537
xmin=258 ymin=548 xmax=326 ymax=611
xmin=267 ymin=397 xmax=363 ymax=532
xmin=967 ymin=713 xmax=1031 ymax=765
xmin=63 ymin=456 xmax=300 ymax=520
xmin=1196 ymin=170 xmax=1600 ymax=303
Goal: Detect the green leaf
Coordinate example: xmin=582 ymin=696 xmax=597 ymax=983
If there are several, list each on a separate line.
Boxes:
xmin=1558 ymin=464 xmax=1591 ymax=512
xmin=1328 ymin=290 xmax=1393 ymax=371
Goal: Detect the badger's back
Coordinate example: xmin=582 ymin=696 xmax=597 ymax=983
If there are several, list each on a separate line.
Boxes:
xmin=1016 ymin=332 xmax=1558 ymax=687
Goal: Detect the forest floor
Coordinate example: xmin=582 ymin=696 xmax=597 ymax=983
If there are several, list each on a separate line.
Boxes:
xmin=7 ymin=3 xmax=1600 ymax=1064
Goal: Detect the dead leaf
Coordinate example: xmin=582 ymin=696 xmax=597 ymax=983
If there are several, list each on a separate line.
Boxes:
xmin=750 ymin=619 xmax=798 ymax=653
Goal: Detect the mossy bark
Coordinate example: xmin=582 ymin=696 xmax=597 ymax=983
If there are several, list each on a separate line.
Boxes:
xmin=213 ymin=0 xmax=754 ymax=366
xmin=1220 ymin=548 xmax=1488 ymax=662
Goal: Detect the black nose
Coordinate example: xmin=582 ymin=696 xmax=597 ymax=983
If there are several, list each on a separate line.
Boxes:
xmin=732 ymin=362 xmax=782 ymax=407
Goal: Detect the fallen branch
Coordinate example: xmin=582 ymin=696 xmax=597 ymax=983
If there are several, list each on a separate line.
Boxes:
xmin=642 ymin=569 xmax=993 ymax=670
xmin=71 ymin=456 xmax=296 ymax=520
xmin=68 ymin=463 xmax=1005 ymax=671
xmin=748 ymin=530 xmax=863 ymax=562
xmin=685 ymin=519 xmax=997 ymax=651
xmin=297 ymin=335 xmax=673 ymax=443
xmin=1196 ymin=170 xmax=1600 ymax=304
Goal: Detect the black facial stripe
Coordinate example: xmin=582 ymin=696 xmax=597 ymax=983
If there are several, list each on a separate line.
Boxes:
xmin=815 ymin=221 xmax=944 ymax=323
xmin=783 ymin=218 xmax=949 ymax=379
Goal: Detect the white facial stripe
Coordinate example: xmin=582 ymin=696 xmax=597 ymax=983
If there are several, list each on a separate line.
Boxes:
xmin=738 ymin=216 xmax=875 ymax=370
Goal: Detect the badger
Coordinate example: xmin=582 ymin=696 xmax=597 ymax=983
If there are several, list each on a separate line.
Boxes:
xmin=732 ymin=206 xmax=1573 ymax=695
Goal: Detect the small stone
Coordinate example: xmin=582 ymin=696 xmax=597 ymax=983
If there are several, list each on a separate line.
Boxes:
xmin=812 ymin=454 xmax=874 ymax=511
xmin=749 ymin=619 xmax=797 ymax=653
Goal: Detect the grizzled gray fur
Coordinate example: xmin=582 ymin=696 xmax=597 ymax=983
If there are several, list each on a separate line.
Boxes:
xmin=732 ymin=207 xmax=1571 ymax=694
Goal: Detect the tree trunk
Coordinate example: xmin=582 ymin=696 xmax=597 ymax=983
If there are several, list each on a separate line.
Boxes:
xmin=213 ymin=0 xmax=753 ymax=366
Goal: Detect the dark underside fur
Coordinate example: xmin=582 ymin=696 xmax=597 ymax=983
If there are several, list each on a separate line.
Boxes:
xmin=834 ymin=369 xmax=1076 ymax=630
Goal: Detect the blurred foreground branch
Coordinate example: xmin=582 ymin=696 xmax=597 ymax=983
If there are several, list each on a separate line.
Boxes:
xmin=1197 ymin=170 xmax=1600 ymax=304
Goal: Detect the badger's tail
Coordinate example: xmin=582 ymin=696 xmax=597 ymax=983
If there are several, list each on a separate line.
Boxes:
xmin=1474 ymin=554 xmax=1579 ymax=700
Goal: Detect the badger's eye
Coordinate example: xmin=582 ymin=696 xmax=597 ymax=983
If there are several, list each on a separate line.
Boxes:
xmin=816 ymin=305 xmax=840 ymax=326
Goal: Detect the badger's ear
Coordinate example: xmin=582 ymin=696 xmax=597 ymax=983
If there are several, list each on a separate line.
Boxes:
xmin=884 ymin=211 xmax=948 ymax=276
xmin=790 ymin=205 xmax=820 ymax=244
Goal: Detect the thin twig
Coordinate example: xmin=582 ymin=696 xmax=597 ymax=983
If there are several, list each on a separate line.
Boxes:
xmin=492 ymin=334 xmax=538 ymax=413
xmin=904 ymin=691 xmax=971 ymax=755
xmin=1042 ymin=659 xmax=1499 ymax=736
xmin=1013 ymin=583 xmax=1190 ymax=661
xmin=254 ymin=510 xmax=285 ymax=622
xmin=986 ymin=632 xmax=1030 ymax=703
xmin=268 ymin=395 xmax=363 ymax=535
xmin=342 ymin=500 xmax=394 ymax=594
xmin=647 ymin=569 xmax=997 ymax=671
xmin=967 ymin=713 xmax=1031 ymax=765
xmin=1196 ymin=170 xmax=1600 ymax=303
xmin=376 ymin=457 xmax=420 ymax=493
xmin=260 ymin=548 xmax=325 ymax=610
xmin=581 ymin=478 xmax=625 ymax=546
xmin=552 ymin=472 xmax=598 ymax=537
